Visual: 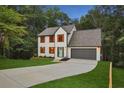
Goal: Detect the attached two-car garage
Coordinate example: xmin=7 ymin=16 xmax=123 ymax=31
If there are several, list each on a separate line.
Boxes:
xmin=71 ymin=48 xmax=96 ymax=60
xmin=68 ymin=29 xmax=101 ymax=61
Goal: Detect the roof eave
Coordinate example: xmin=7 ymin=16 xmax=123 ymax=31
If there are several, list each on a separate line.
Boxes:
xmin=68 ymin=45 xmax=102 ymax=47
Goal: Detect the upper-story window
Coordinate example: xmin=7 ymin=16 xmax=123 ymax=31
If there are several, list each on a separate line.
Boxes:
xmin=49 ymin=35 xmax=55 ymax=42
xmin=40 ymin=36 xmax=45 ymax=43
xmin=57 ymin=34 xmax=64 ymax=42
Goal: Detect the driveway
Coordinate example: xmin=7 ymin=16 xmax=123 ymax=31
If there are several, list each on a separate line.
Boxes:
xmin=0 ymin=59 xmax=97 ymax=88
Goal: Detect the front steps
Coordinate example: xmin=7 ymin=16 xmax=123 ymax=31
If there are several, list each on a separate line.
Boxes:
xmin=52 ymin=59 xmax=61 ymax=62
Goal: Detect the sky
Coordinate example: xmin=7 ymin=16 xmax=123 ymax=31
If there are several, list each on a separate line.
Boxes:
xmin=48 ymin=5 xmax=94 ymax=19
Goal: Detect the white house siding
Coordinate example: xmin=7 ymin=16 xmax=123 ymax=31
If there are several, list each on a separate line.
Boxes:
xmin=55 ymin=27 xmax=67 ymax=59
xmin=96 ymin=47 xmax=101 ymax=61
xmin=68 ymin=47 xmax=101 ymax=61
xmin=67 ymin=26 xmax=76 ymax=44
xmin=38 ymin=36 xmax=40 ymax=56
xmin=38 ymin=36 xmax=55 ymax=57
xmin=68 ymin=47 xmax=71 ymax=58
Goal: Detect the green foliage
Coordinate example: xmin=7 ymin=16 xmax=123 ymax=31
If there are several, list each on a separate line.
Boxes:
xmin=0 ymin=6 xmax=25 ymax=24
xmin=118 ymin=36 xmax=124 ymax=45
xmin=0 ymin=22 xmax=27 ymax=35
xmin=0 ymin=55 xmax=6 ymax=59
xmin=45 ymin=7 xmax=71 ymax=27
xmin=0 ymin=6 xmax=27 ymax=56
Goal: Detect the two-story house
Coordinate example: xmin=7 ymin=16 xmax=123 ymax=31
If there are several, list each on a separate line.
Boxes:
xmin=38 ymin=24 xmax=101 ymax=61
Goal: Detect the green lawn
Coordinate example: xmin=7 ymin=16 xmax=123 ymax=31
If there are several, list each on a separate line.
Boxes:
xmin=0 ymin=58 xmax=56 ymax=70
xmin=113 ymin=67 xmax=124 ymax=88
xmin=31 ymin=61 xmax=110 ymax=88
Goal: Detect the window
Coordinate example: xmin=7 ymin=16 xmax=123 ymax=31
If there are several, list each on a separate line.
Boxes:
xmin=40 ymin=36 xmax=45 ymax=43
xmin=49 ymin=35 xmax=55 ymax=42
xmin=57 ymin=34 xmax=64 ymax=42
xmin=49 ymin=47 xmax=55 ymax=54
xmin=40 ymin=47 xmax=45 ymax=53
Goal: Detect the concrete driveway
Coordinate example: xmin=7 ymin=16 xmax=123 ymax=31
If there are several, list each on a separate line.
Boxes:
xmin=0 ymin=59 xmax=97 ymax=88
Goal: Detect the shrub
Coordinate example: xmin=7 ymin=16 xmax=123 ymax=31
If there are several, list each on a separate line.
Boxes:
xmin=0 ymin=55 xmax=6 ymax=59
xmin=10 ymin=50 xmax=33 ymax=59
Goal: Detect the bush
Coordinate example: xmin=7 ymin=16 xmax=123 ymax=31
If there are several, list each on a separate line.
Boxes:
xmin=117 ymin=52 xmax=124 ymax=67
xmin=10 ymin=50 xmax=33 ymax=59
xmin=115 ymin=61 xmax=124 ymax=68
xmin=0 ymin=55 xmax=6 ymax=59
xmin=120 ymin=52 xmax=124 ymax=61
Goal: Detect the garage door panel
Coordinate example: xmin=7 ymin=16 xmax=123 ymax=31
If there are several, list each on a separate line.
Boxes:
xmin=71 ymin=49 xmax=96 ymax=60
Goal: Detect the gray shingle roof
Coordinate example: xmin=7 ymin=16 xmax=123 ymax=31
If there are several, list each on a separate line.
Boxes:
xmin=69 ymin=29 xmax=101 ymax=47
xmin=38 ymin=27 xmax=59 ymax=36
xmin=38 ymin=24 xmax=74 ymax=36
xmin=62 ymin=24 xmax=75 ymax=33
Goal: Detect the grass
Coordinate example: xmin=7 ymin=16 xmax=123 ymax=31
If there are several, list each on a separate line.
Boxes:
xmin=113 ymin=67 xmax=124 ymax=88
xmin=0 ymin=58 xmax=56 ymax=70
xmin=31 ymin=61 xmax=110 ymax=88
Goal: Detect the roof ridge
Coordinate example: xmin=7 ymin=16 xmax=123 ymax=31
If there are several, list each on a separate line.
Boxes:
xmin=45 ymin=24 xmax=75 ymax=28
xmin=39 ymin=24 xmax=75 ymax=36
xmin=77 ymin=28 xmax=101 ymax=32
xmin=61 ymin=24 xmax=75 ymax=27
xmin=45 ymin=26 xmax=59 ymax=29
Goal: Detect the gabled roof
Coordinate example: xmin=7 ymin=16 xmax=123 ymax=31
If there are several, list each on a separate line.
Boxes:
xmin=69 ymin=29 xmax=101 ymax=47
xmin=38 ymin=27 xmax=59 ymax=36
xmin=38 ymin=24 xmax=74 ymax=36
xmin=62 ymin=24 xmax=75 ymax=33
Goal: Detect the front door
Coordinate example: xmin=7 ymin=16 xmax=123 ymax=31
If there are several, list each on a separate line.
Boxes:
xmin=58 ymin=47 xmax=64 ymax=57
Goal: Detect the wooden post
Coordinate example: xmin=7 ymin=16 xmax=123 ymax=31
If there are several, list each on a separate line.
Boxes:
xmin=109 ymin=62 xmax=112 ymax=88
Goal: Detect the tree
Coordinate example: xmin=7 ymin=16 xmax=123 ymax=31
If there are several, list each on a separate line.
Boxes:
xmin=10 ymin=6 xmax=48 ymax=56
xmin=45 ymin=7 xmax=71 ymax=27
xmin=76 ymin=5 xmax=124 ymax=67
xmin=79 ymin=15 xmax=96 ymax=30
xmin=96 ymin=6 xmax=124 ymax=66
xmin=0 ymin=6 xmax=27 ymax=57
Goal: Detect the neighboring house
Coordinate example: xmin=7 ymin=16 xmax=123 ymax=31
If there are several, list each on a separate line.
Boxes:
xmin=38 ymin=24 xmax=101 ymax=61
